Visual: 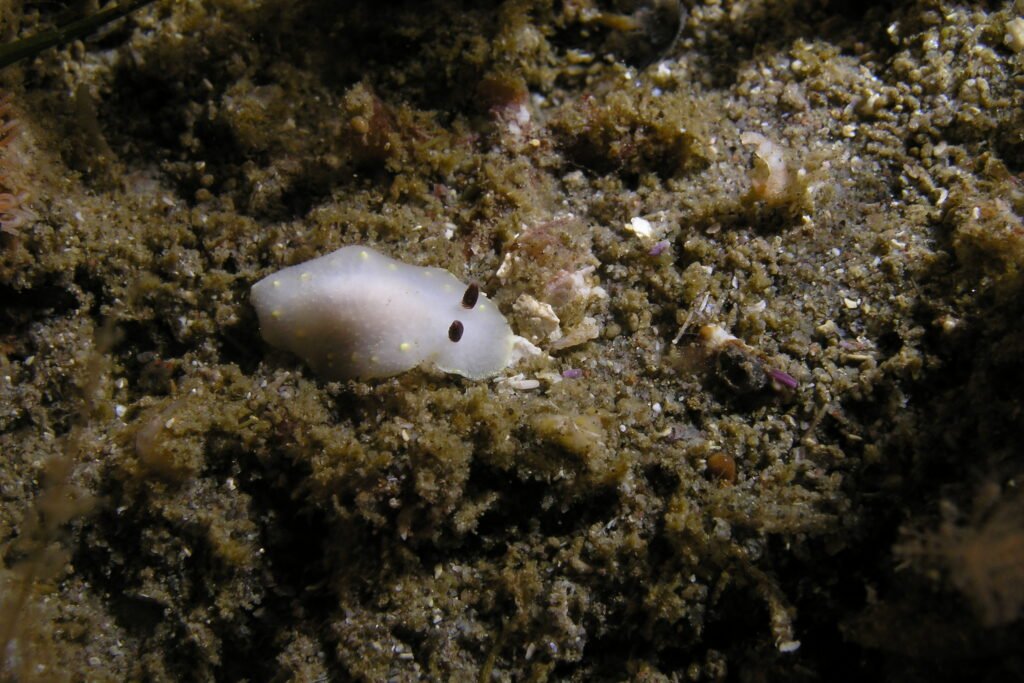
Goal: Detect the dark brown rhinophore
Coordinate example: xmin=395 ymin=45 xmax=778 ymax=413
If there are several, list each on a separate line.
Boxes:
xmin=461 ymin=283 xmax=479 ymax=309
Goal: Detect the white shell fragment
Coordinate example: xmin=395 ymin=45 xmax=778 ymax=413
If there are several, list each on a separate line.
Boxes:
xmin=626 ymin=216 xmax=654 ymax=239
xmin=251 ymin=245 xmax=515 ymax=380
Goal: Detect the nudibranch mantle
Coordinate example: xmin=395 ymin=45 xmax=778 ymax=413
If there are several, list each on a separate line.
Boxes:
xmin=251 ymin=245 xmax=515 ymax=380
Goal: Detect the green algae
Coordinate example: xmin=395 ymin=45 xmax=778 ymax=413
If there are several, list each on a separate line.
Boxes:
xmin=1 ymin=0 xmax=1024 ymax=680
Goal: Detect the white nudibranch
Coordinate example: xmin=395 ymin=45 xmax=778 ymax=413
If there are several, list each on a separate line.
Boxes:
xmin=250 ymin=245 xmax=515 ymax=380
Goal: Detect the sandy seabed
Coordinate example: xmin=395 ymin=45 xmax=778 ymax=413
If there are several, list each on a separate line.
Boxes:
xmin=1 ymin=1 xmax=1022 ymax=680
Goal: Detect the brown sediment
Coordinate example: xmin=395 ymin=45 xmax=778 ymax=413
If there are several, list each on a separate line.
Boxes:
xmin=0 ymin=0 xmax=1023 ymax=681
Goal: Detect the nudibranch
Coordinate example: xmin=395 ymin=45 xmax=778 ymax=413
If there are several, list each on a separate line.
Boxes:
xmin=250 ymin=245 xmax=515 ymax=380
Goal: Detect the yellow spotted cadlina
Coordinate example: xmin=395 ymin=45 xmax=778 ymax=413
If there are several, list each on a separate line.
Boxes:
xmin=250 ymin=245 xmax=515 ymax=380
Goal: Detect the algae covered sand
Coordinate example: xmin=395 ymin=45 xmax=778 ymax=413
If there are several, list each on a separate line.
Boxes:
xmin=1 ymin=0 xmax=1023 ymax=680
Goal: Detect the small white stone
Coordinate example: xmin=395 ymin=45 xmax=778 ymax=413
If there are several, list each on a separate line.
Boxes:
xmin=498 ymin=373 xmax=541 ymax=391
xmin=778 ymin=640 xmax=801 ymax=653
xmin=626 ymin=216 xmax=654 ymax=240
xmin=1005 ymin=17 xmax=1024 ymax=52
xmin=508 ymin=377 xmax=540 ymax=390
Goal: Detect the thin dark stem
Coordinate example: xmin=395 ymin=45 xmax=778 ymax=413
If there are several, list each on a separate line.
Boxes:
xmin=0 ymin=0 xmax=157 ymax=70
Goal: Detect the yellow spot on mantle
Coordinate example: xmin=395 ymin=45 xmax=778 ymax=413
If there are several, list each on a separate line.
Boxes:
xmin=300 ymin=272 xmax=311 ymax=281
xmin=399 ymin=342 xmax=411 ymax=352
xmin=271 ymin=310 xmax=282 ymax=319
xmin=272 ymin=279 xmax=281 ymax=288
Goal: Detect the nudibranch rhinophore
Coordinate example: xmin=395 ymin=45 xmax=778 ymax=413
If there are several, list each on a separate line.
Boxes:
xmin=250 ymin=245 xmax=515 ymax=380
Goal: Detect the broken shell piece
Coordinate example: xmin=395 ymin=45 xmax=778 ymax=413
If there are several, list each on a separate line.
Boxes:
xmin=497 ymin=373 xmax=541 ymax=391
xmin=495 ymin=249 xmax=518 ymax=281
xmin=535 ymin=370 xmax=564 ymax=385
xmin=545 ymin=266 xmax=608 ymax=309
xmin=626 ymin=216 xmax=654 ymax=239
xmin=509 ymin=335 xmax=546 ymax=367
xmin=513 ymin=294 xmax=563 ymax=344
xmin=624 ymin=216 xmax=666 ymax=243
xmin=699 ymin=323 xmax=740 ymax=350
xmin=740 ymin=131 xmax=792 ymax=207
xmin=550 ymin=316 xmax=601 ymax=351
xmin=1005 ymin=16 xmax=1024 ymax=53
